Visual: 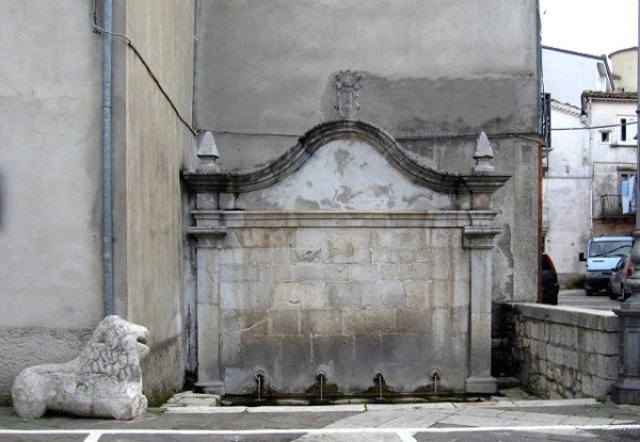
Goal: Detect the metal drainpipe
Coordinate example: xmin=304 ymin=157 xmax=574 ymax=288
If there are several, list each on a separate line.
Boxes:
xmin=102 ymin=0 xmax=114 ymax=316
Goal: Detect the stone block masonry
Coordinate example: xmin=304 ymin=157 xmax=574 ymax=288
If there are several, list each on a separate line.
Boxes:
xmin=504 ymin=303 xmax=619 ymax=399
xmin=184 ymin=122 xmax=507 ymax=396
xmin=214 ymin=225 xmax=470 ymax=394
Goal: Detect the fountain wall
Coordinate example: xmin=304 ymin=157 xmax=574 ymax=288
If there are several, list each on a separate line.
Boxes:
xmin=184 ymin=121 xmax=508 ymax=396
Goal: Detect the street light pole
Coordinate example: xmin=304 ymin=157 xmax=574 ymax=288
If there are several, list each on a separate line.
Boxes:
xmin=637 ymin=0 xmax=640 ymax=232
xmin=611 ymin=0 xmax=640 ymax=404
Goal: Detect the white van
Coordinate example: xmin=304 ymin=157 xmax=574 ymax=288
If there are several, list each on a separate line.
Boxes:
xmin=579 ymin=236 xmax=633 ymax=296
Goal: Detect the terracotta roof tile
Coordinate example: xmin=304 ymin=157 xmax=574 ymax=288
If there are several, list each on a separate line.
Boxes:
xmin=582 ymin=90 xmax=637 ymax=100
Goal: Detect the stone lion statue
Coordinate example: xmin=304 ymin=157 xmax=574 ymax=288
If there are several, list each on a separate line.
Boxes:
xmin=12 ymin=315 xmax=150 ymax=420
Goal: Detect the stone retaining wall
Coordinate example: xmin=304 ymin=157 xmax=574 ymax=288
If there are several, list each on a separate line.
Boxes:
xmin=503 ymin=303 xmax=619 ymax=398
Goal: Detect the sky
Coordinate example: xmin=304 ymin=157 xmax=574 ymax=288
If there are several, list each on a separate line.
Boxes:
xmin=540 ymin=0 xmax=638 ymax=56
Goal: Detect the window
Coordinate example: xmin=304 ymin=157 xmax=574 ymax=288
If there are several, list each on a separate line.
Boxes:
xmin=601 ymin=130 xmax=610 ymax=143
xmin=618 ymin=116 xmax=638 ymax=146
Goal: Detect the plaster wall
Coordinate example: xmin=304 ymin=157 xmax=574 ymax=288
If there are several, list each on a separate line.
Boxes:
xmin=610 ymin=48 xmax=638 ymax=93
xmin=0 ymin=0 xmax=103 ymax=402
xmin=193 ymin=0 xmax=540 ymax=304
xmin=545 ymin=178 xmax=591 ymax=283
xmin=115 ymin=0 xmax=196 ymax=402
xmin=543 ymin=106 xmax=591 ymax=283
xmin=237 ymin=140 xmax=452 ymax=211
xmin=542 ymin=48 xmax=611 ymax=108
xmin=0 ymin=0 xmax=103 ymax=327
xmin=541 ymin=45 xmax=630 ymax=284
xmin=588 ymin=100 xmax=637 ymax=226
xmin=194 ymin=0 xmax=539 ymax=170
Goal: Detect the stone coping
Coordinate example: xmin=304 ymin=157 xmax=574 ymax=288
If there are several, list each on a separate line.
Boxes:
xmin=182 ymin=120 xmax=510 ymax=195
xmin=190 ymin=209 xmax=498 ymax=229
xmin=506 ymin=303 xmax=619 ymax=332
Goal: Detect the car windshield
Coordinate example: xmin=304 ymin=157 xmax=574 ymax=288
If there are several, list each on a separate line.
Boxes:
xmin=589 ymin=241 xmax=632 ymax=258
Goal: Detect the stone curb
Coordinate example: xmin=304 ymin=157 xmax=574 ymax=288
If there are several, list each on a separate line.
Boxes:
xmin=163 ymin=397 xmax=600 ymax=414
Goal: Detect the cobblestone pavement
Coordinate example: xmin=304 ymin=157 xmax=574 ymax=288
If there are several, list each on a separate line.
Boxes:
xmin=1 ymin=393 xmax=640 ymax=441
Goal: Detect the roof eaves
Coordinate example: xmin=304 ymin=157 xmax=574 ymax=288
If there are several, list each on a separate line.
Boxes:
xmin=542 ymin=45 xmax=606 ymax=61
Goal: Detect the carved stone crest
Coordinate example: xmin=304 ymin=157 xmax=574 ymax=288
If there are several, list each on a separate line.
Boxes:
xmin=334 ymin=70 xmax=362 ymax=119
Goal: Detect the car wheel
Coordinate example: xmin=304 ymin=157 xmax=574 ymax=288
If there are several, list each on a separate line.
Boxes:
xmin=586 ymin=288 xmax=593 ymax=296
xmin=622 ymin=286 xmax=629 ymax=301
xmin=609 ymin=287 xmax=618 ymax=300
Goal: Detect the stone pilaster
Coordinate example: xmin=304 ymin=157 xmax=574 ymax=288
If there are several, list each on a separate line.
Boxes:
xmin=190 ymin=227 xmax=227 ymax=395
xmin=463 ymin=226 xmax=501 ymax=394
xmin=612 ymin=229 xmax=640 ymax=404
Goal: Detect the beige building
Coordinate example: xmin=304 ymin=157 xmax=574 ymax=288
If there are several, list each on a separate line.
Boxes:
xmin=610 ymin=47 xmax=638 ymax=94
xmin=0 ymin=0 xmax=542 ymax=403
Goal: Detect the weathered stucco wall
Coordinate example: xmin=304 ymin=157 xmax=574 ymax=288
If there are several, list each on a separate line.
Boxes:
xmin=194 ymin=0 xmax=539 ymax=170
xmin=238 ymin=140 xmax=452 ymax=211
xmin=193 ymin=0 xmax=541 ymax=303
xmin=543 ymin=105 xmax=591 ymax=284
xmin=588 ymin=99 xmax=637 ymax=234
xmin=113 ymin=0 xmax=196 ymax=403
xmin=0 ymin=0 xmax=103 ymax=403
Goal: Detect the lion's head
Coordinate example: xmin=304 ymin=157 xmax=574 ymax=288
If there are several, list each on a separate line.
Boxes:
xmin=78 ymin=315 xmax=150 ymax=381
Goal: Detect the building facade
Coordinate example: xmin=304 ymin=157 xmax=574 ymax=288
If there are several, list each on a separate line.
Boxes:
xmin=0 ymin=0 xmax=197 ymax=404
xmin=583 ymin=91 xmax=637 ymax=237
xmin=542 ymin=46 xmax=638 ymax=286
xmin=0 ymin=0 xmax=542 ymax=402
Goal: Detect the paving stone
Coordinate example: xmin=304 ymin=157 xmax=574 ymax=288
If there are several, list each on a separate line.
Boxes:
xmin=517 ymin=411 xmax=570 ymax=424
xmin=377 ymin=410 xmax=454 ymax=428
xmin=437 ymin=414 xmax=516 ymax=428
xmin=456 ymin=407 xmax=507 ymax=418
xmin=323 ymin=409 xmax=411 ymax=428
xmin=1 ymin=396 xmax=640 ymax=441
xmin=559 ymin=415 xmax=593 ymax=425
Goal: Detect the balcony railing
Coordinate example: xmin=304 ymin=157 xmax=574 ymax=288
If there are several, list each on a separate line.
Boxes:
xmin=601 ymin=194 xmax=634 ymax=217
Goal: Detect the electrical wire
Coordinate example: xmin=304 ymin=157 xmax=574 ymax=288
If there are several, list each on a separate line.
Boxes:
xmin=552 ymin=121 xmax=638 ymax=131
xmin=92 ymin=15 xmax=196 ymax=136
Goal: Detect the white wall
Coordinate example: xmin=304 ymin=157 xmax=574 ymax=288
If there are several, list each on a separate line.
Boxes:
xmin=544 ymin=104 xmax=591 ymax=281
xmin=542 ymin=47 xmax=615 ymax=283
xmin=587 ymin=98 xmax=637 ymax=223
xmin=542 ymin=48 xmax=610 ymax=108
xmin=544 ymin=97 xmax=638 ymax=283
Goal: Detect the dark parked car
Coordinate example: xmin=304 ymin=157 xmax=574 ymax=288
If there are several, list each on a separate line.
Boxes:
xmin=541 ymin=253 xmax=559 ymax=305
xmin=609 ymin=255 xmax=632 ymax=300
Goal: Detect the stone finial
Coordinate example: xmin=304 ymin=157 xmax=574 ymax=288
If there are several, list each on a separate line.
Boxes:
xmin=472 ymin=131 xmax=495 ymax=174
xmin=334 ymin=70 xmax=362 ymax=119
xmin=12 ymin=316 xmax=150 ymax=420
xmin=197 ymin=131 xmax=220 ymax=172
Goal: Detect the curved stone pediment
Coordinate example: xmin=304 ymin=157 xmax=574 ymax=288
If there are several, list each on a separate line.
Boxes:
xmin=239 ymin=138 xmax=451 ymax=210
xmin=182 ymin=120 xmax=510 ymax=210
